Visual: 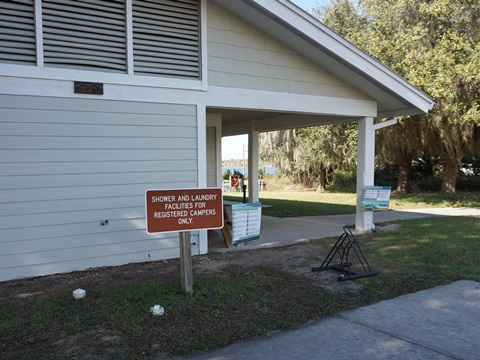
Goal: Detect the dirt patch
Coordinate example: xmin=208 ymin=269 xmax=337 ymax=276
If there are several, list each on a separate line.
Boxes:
xmin=0 ymin=240 xmax=364 ymax=302
xmin=196 ymin=243 xmax=364 ymax=293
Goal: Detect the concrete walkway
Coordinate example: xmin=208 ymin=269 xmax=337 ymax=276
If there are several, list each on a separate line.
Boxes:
xmin=220 ymin=207 xmax=480 ymax=251
xmin=193 ymin=208 xmax=480 ymax=359
xmin=187 ymin=280 xmax=480 ymax=360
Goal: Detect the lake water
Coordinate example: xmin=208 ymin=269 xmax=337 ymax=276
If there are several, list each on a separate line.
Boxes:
xmin=221 ymin=166 xmax=277 ymax=177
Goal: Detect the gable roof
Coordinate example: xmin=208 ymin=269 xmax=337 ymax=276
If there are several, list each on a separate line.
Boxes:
xmin=211 ymin=0 xmax=434 ymax=118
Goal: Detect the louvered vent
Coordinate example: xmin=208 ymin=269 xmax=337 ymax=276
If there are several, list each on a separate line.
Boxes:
xmin=0 ymin=0 xmax=36 ymax=65
xmin=42 ymin=0 xmax=127 ymax=73
xmin=132 ymin=0 xmax=200 ymax=78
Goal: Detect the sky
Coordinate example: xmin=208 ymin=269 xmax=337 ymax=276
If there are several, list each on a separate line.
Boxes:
xmin=221 ymin=0 xmax=329 ymax=160
xmin=290 ymin=0 xmax=329 ymax=12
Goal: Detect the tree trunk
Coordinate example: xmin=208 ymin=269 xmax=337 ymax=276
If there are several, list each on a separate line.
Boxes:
xmin=396 ymin=154 xmax=412 ymax=194
xmin=441 ymin=155 xmax=458 ymax=194
xmin=317 ymin=164 xmax=327 ymax=192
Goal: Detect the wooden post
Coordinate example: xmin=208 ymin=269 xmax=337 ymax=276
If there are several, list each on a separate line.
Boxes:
xmin=146 ymin=188 xmax=224 ymax=295
xmin=179 ymin=231 xmax=193 ymax=295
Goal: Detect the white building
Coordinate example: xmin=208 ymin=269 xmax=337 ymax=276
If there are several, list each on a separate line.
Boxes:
xmin=0 ymin=0 xmax=434 ymax=282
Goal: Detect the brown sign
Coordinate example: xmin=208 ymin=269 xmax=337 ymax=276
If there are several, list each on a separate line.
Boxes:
xmin=145 ymin=188 xmax=224 ymax=233
xmin=74 ymin=81 xmax=104 ymax=95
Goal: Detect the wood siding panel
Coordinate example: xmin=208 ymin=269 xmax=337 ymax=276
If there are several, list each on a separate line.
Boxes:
xmin=0 ymin=160 xmax=198 ymax=176
xmin=206 ymin=1 xmax=370 ymax=100
xmin=0 ymin=95 xmax=198 ymax=281
xmin=0 ymin=108 xmax=196 ymax=126
xmin=0 ymin=231 xmax=177 ymax=256
xmin=0 ymin=149 xmax=196 ymax=162
xmin=0 ymin=182 xmax=197 ymax=203
xmin=2 ymin=247 xmax=181 ymax=281
xmin=0 ymin=136 xmax=197 ymax=150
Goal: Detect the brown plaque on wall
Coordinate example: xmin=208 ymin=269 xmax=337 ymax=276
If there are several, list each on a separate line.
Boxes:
xmin=74 ymin=81 xmax=104 ymax=95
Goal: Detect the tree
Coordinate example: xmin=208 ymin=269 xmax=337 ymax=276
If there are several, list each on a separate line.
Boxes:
xmin=296 ymin=124 xmax=357 ymax=190
xmin=259 ymin=129 xmax=297 ymax=177
xmin=314 ymin=0 xmax=368 ymax=43
xmin=361 ymin=0 xmax=480 ymax=193
xmin=375 ymin=117 xmax=425 ymax=193
xmin=259 ymin=124 xmax=357 ymax=190
xmin=319 ymin=0 xmax=480 ymax=193
xmin=319 ymin=0 xmax=422 ymax=193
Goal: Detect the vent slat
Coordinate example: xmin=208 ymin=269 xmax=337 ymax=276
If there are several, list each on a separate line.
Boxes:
xmin=42 ymin=0 xmax=127 ymax=73
xmin=0 ymin=0 xmax=36 ymax=65
xmin=0 ymin=0 xmax=201 ymax=79
xmin=132 ymin=0 xmax=200 ymax=79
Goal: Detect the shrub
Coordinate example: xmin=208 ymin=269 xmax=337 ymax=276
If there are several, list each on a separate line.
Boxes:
xmin=456 ymin=175 xmax=480 ymax=191
xmin=327 ymin=169 xmax=356 ymax=192
xmin=414 ymin=175 xmax=442 ymax=191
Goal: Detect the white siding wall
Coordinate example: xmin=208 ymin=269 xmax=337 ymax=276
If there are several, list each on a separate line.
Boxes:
xmin=206 ymin=126 xmax=217 ymax=187
xmin=207 ymin=1 xmax=369 ymax=100
xmin=0 ymin=95 xmax=198 ymax=281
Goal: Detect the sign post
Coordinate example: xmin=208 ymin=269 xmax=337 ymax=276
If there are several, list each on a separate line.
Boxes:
xmin=145 ymin=188 xmax=223 ymax=295
xmin=179 ymin=231 xmax=192 ymax=295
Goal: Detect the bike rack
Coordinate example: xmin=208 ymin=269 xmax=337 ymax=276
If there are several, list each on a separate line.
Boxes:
xmin=311 ymin=226 xmax=379 ymax=281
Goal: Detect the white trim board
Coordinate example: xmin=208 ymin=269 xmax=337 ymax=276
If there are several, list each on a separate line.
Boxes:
xmin=0 ymin=77 xmax=377 ymax=119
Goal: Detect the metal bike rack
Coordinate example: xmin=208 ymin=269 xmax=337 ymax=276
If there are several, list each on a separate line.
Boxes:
xmin=312 ymin=226 xmax=379 ymax=281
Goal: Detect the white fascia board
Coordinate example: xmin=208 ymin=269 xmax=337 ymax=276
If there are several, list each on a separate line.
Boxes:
xmin=206 ymin=86 xmax=377 ymax=117
xmin=224 ymin=0 xmax=434 ymax=114
xmin=0 ymin=64 xmax=204 ymax=92
xmin=0 ymin=75 xmax=206 ymax=105
xmin=1 ymin=76 xmax=376 ymax=122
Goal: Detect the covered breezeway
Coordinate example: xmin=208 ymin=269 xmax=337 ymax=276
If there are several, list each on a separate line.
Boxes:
xmin=205 ymin=0 xmax=434 ymax=239
xmin=207 ymin=107 xmax=423 ymax=239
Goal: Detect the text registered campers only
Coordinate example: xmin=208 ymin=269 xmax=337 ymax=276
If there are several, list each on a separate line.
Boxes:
xmin=145 ymin=188 xmax=224 ymax=233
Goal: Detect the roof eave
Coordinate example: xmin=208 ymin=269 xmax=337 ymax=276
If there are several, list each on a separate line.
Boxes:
xmin=212 ymin=0 xmax=435 ymax=116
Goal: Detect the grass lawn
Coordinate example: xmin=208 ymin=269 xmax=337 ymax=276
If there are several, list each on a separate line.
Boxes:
xmin=1 ymin=191 xmax=480 ymax=359
xmin=224 ymin=190 xmax=480 ymax=217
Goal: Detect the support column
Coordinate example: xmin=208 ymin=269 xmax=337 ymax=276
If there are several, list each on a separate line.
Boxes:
xmin=248 ymin=120 xmax=259 ymax=203
xmin=197 ymin=106 xmax=208 ymax=255
xmin=355 ymin=117 xmax=375 ymax=232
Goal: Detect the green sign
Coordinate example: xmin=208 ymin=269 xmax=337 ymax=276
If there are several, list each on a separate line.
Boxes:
xmin=362 ymin=186 xmax=391 ymax=210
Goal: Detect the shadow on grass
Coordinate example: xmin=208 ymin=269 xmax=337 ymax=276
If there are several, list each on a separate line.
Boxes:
xmin=390 ymin=192 xmax=480 ymax=207
xmin=223 ymin=195 xmax=356 ymax=217
xmin=363 ymin=216 xmax=480 ymax=281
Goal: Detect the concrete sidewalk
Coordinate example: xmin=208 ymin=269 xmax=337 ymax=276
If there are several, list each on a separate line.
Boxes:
xmin=219 ymin=207 xmax=480 ymax=251
xmin=187 ymin=280 xmax=480 ymax=360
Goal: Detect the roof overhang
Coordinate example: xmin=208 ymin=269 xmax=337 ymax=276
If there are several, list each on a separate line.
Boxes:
xmin=211 ymin=0 xmax=434 ymax=119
